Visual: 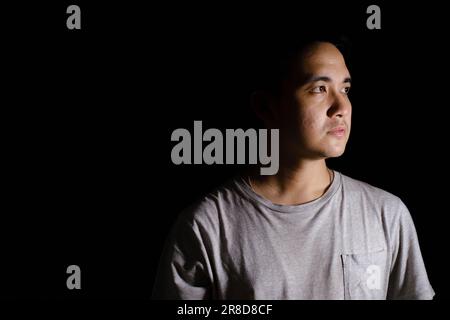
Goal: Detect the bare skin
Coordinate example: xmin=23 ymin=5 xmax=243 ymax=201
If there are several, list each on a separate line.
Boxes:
xmin=249 ymin=42 xmax=352 ymax=205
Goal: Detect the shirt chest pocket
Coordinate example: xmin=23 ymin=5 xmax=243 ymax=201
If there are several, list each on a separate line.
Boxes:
xmin=341 ymin=249 xmax=389 ymax=300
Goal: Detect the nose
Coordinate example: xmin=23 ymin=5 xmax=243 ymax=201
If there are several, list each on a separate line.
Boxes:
xmin=327 ymin=90 xmax=351 ymax=119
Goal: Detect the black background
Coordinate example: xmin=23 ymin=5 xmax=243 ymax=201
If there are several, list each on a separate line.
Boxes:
xmin=2 ymin=0 xmax=448 ymax=310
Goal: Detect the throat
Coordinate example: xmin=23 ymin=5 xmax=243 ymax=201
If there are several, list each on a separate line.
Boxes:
xmin=249 ymin=168 xmax=333 ymax=206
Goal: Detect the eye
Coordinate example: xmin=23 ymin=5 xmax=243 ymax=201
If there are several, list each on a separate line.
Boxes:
xmin=342 ymin=86 xmax=351 ymax=94
xmin=311 ymin=85 xmax=327 ymax=93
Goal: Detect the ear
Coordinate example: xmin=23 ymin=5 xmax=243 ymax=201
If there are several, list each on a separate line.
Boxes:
xmin=250 ymin=90 xmax=277 ymax=128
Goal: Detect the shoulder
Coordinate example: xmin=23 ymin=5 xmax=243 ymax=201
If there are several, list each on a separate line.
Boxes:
xmin=176 ymin=177 xmax=244 ymax=233
xmin=339 ymin=172 xmax=410 ymax=225
xmin=340 ymin=172 xmax=405 ymax=209
xmin=338 ymin=172 xmax=413 ymax=249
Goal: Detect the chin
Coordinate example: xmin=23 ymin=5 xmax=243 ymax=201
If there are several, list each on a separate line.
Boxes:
xmin=328 ymin=150 xmax=345 ymax=158
xmin=324 ymin=145 xmax=347 ymax=158
xmin=304 ymin=140 xmax=348 ymax=159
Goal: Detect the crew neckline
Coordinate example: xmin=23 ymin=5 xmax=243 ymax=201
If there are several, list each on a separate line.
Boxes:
xmin=235 ymin=170 xmax=342 ymax=214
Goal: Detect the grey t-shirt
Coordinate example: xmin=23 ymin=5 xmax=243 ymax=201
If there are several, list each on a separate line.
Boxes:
xmin=153 ymin=171 xmax=435 ymax=300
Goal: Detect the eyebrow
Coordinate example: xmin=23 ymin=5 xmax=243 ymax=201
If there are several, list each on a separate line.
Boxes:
xmin=303 ymin=75 xmax=352 ymax=84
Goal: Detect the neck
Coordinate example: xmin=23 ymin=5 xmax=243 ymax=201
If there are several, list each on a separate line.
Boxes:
xmin=249 ymin=159 xmax=333 ymax=206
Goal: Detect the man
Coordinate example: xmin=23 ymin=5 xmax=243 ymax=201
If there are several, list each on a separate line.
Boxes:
xmin=152 ymin=37 xmax=435 ymax=299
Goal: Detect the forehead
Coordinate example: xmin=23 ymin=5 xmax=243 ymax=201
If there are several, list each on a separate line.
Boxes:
xmin=293 ymin=42 xmax=350 ymax=80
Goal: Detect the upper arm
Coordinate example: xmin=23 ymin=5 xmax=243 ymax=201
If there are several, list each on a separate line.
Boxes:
xmin=387 ymin=201 xmax=434 ymax=300
xmin=152 ymin=215 xmax=212 ymax=300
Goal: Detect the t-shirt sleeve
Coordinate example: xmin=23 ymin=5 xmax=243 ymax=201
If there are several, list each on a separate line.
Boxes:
xmin=387 ymin=201 xmax=435 ymax=300
xmin=152 ymin=214 xmax=212 ymax=300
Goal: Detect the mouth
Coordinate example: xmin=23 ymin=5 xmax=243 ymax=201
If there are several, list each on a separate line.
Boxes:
xmin=328 ymin=126 xmax=346 ymax=138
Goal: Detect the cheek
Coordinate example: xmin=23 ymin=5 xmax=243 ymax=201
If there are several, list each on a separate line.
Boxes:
xmin=294 ymin=95 xmax=328 ymax=132
xmin=284 ymin=94 xmax=327 ymax=138
xmin=299 ymin=108 xmax=326 ymax=136
xmin=345 ymin=109 xmax=352 ymax=134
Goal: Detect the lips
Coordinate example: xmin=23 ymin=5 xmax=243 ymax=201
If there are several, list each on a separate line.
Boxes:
xmin=328 ymin=126 xmax=346 ymax=137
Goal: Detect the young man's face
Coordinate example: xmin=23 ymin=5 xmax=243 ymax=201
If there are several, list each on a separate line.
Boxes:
xmin=275 ymin=42 xmax=352 ymax=160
